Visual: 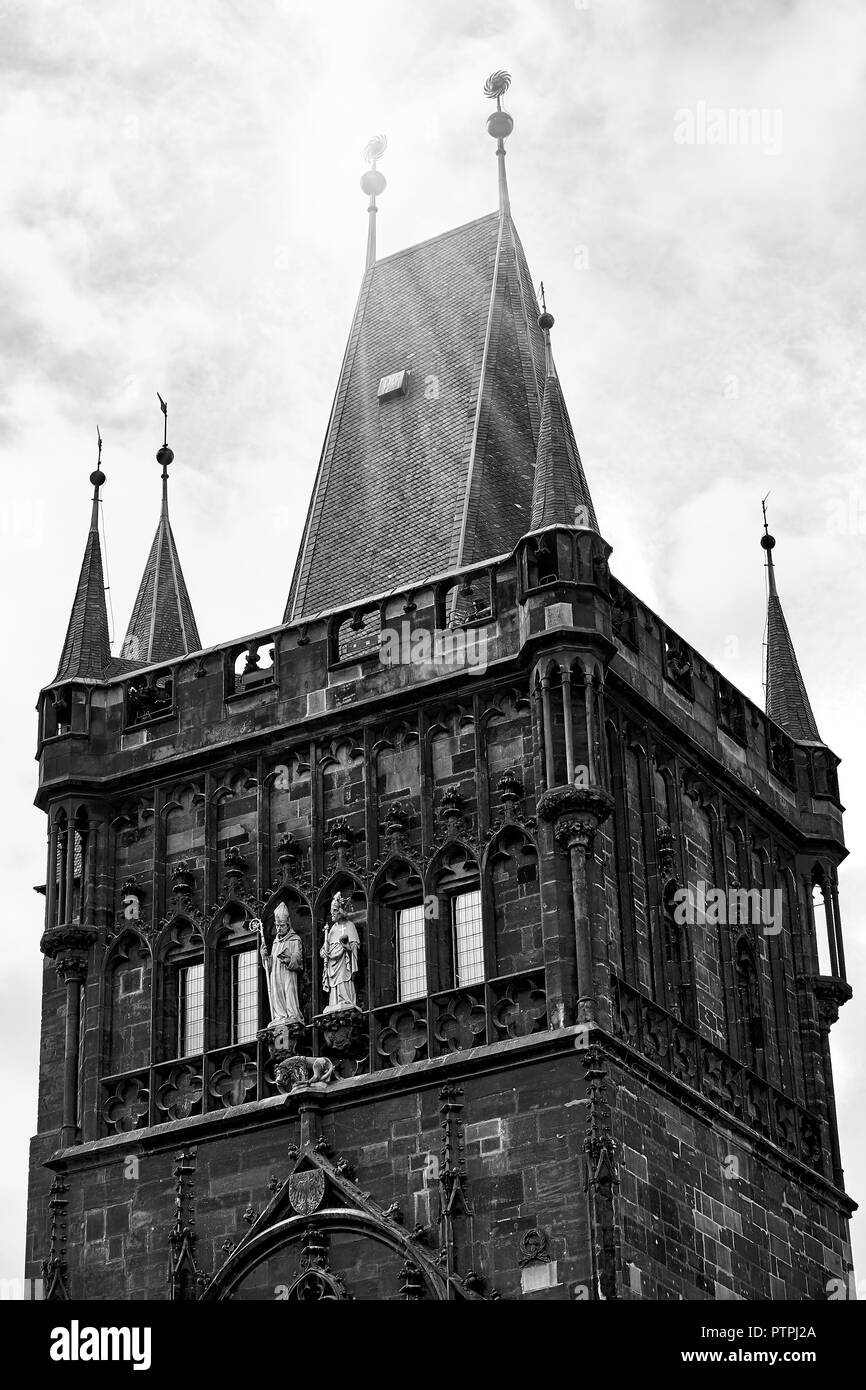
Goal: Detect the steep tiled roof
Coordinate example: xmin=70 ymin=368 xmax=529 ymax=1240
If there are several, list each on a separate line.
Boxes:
xmin=55 ymin=493 xmax=112 ymax=681
xmin=284 ymin=210 xmax=550 ymax=622
xmin=766 ymin=590 xmax=821 ymax=743
xmin=122 ymin=495 xmax=201 ymax=665
xmin=529 ymin=364 xmax=598 ymax=532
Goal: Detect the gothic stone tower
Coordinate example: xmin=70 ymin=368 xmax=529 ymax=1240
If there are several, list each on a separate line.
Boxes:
xmin=26 ymin=76 xmax=854 ymax=1302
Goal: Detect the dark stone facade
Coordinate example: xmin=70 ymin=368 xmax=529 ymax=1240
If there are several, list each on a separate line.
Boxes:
xmin=28 ymin=523 xmax=854 ymax=1300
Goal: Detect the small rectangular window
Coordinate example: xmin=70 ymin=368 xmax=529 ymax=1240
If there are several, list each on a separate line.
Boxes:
xmin=452 ymin=890 xmax=484 ymax=987
xmin=397 ymin=903 xmax=427 ymax=1001
xmin=179 ymin=962 xmax=204 ymax=1056
xmin=232 ymin=950 xmax=259 ymax=1044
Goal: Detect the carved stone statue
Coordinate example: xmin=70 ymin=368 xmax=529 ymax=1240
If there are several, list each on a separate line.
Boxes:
xmin=321 ymin=892 xmax=360 ymax=1014
xmin=261 ymin=902 xmax=304 ymax=1027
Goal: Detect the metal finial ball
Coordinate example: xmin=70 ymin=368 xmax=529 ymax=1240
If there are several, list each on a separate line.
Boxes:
xmin=538 ymin=310 xmax=555 ymax=331
xmin=360 ymin=169 xmax=386 ymax=197
xmin=487 ymin=109 xmax=514 ymax=140
xmin=363 ymin=134 xmax=388 ymax=166
xmin=760 ymin=533 xmax=776 ymax=551
xmin=156 ymin=445 xmax=174 ymax=468
xmin=90 ymin=469 xmax=106 ymax=489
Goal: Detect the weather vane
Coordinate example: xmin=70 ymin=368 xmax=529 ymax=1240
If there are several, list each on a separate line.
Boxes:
xmin=91 ymin=425 xmax=105 ymax=500
xmin=484 ymin=71 xmax=514 ymax=214
xmin=361 ymin=134 xmax=388 ymax=272
xmin=156 ymin=392 xmax=174 ymax=496
xmin=484 ymin=70 xmax=511 ymax=108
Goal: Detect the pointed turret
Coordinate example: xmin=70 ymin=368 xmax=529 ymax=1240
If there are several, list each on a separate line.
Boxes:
xmin=54 ymin=434 xmax=112 ymax=681
xmin=121 ymin=398 xmax=201 ymax=665
xmin=529 ymin=300 xmax=598 ymax=534
xmin=761 ymin=514 xmax=821 ymax=743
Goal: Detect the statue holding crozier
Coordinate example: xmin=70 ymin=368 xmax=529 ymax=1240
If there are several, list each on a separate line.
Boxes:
xmin=257 ymin=903 xmax=304 ymax=1027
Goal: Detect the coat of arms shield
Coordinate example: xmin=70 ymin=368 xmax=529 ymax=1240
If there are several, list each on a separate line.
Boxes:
xmin=287 ymin=1168 xmax=326 ymax=1216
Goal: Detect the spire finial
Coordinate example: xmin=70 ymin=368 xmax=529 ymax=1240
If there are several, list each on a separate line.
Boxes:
xmin=361 ymin=135 xmax=387 ymax=272
xmin=484 ymin=70 xmax=513 ymax=216
xmin=760 ymin=491 xmax=777 ymax=596
xmin=538 ymin=281 xmax=555 ymax=377
xmin=156 ymin=392 xmax=174 ymax=506
xmin=89 ymin=425 xmax=106 ymax=526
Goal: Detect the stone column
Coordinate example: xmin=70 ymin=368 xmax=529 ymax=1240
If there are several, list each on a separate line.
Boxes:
xmin=39 ymin=925 xmax=97 ymax=1149
xmin=538 ymin=785 xmax=614 ymax=1027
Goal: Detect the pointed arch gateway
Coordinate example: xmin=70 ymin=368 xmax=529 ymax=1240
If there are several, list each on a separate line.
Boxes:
xmin=201 ymin=1148 xmax=448 ymax=1302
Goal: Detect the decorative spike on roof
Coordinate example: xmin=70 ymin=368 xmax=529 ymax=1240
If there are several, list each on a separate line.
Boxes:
xmin=484 ymin=69 xmax=513 ymax=216
xmin=361 ymin=135 xmax=387 ymax=271
xmin=761 ymin=510 xmax=822 ymax=744
xmin=121 ymin=398 xmax=201 ymax=666
xmin=528 ymin=299 xmax=598 ymax=533
xmin=54 ymin=435 xmax=112 ymax=682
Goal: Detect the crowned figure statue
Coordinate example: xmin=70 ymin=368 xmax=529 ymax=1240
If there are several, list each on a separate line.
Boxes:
xmin=321 ymin=891 xmax=361 ymax=1013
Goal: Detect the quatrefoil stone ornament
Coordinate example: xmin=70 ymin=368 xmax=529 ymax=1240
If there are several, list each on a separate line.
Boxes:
xmin=156 ymin=1065 xmax=203 ymax=1121
xmin=493 ymin=979 xmax=547 ymax=1038
xmin=208 ymin=1053 xmax=257 ymax=1108
xmin=103 ymin=1077 xmax=149 ymax=1133
xmin=377 ymin=1008 xmax=427 ymax=1066
xmin=435 ymin=994 xmax=486 ymax=1052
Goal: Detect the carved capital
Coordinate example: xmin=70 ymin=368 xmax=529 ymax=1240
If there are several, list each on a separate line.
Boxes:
xmin=539 ymin=785 xmax=613 ymax=856
xmin=555 ymin=817 xmax=598 ymax=854
xmin=809 ymin=975 xmax=853 ymax=1029
xmin=538 ymin=784 xmax=613 ymax=827
xmin=54 ymin=951 xmax=89 ymax=985
xmin=40 ymin=923 xmax=97 ymax=962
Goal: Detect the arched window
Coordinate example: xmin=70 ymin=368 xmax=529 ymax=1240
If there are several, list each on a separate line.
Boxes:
xmin=662 ymin=897 xmax=697 ymax=1031
xmin=487 ymin=828 xmax=541 ymax=978
xmin=157 ymin=919 xmax=204 ymax=1062
xmin=210 ymin=903 xmax=259 ymax=1050
xmin=735 ymin=937 xmax=765 ymax=1074
xmin=71 ymin=808 xmax=89 ymax=925
xmin=438 ymin=570 xmax=493 ymax=627
xmin=428 ymin=845 xmax=482 ymax=992
xmin=371 ymin=860 xmax=425 ymax=1006
xmin=51 ymin=809 xmax=68 ymax=927
xmin=105 ymin=933 xmax=152 ymax=1076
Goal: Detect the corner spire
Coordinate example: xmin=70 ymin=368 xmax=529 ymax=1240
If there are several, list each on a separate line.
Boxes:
xmin=528 ymin=295 xmax=598 ymax=533
xmin=361 ymin=135 xmax=387 ymax=271
xmin=761 ymin=502 xmax=822 ymax=743
xmin=121 ymin=396 xmax=201 ymax=666
xmin=484 ymin=70 xmax=513 ymax=216
xmin=54 ymin=429 xmax=112 ymax=681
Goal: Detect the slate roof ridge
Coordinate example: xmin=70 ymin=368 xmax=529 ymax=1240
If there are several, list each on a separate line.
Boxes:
xmin=529 ymin=367 xmax=598 ymax=532
xmin=766 ymin=589 xmax=822 ymax=744
xmin=54 ymin=493 xmax=112 ymax=682
xmin=122 ymin=495 xmax=202 ymax=665
xmin=371 ymin=210 xmax=500 ymax=270
xmin=283 ymin=261 xmax=378 ymax=623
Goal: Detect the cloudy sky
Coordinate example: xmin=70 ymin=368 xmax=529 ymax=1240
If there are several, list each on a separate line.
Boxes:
xmin=2 ymin=0 xmax=864 ymax=1292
